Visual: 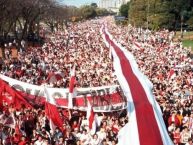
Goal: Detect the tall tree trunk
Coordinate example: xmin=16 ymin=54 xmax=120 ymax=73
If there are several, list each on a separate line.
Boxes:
xmin=3 ymin=21 xmax=14 ymax=40
xmin=14 ymin=21 xmax=18 ymax=40
xmin=21 ymin=20 xmax=28 ymax=39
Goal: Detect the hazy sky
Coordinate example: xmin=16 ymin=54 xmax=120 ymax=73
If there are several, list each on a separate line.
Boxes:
xmin=59 ymin=0 xmax=99 ymax=7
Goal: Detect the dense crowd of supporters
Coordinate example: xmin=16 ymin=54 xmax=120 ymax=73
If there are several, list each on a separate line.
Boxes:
xmin=0 ymin=17 xmax=192 ymax=144
xmin=0 ymin=106 xmax=127 ymax=145
xmin=0 ymin=20 xmax=116 ymax=88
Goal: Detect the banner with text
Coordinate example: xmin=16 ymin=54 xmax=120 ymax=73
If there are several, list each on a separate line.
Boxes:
xmin=0 ymin=74 xmax=127 ymax=112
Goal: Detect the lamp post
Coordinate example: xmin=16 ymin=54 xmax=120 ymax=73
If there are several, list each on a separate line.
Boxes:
xmin=147 ymin=0 xmax=150 ymax=29
xmin=180 ymin=13 xmax=184 ymax=38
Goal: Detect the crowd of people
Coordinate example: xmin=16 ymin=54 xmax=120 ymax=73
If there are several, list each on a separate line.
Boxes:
xmin=0 ymin=20 xmax=117 ymax=88
xmin=0 ymin=16 xmax=192 ymax=144
xmin=0 ymin=106 xmax=127 ymax=145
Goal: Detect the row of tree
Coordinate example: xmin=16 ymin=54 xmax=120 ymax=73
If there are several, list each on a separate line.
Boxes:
xmin=0 ymin=1 xmax=109 ymax=43
xmin=79 ymin=4 xmax=110 ymax=19
xmin=0 ymin=0 xmax=70 ymax=42
xmin=119 ymin=0 xmax=193 ymax=30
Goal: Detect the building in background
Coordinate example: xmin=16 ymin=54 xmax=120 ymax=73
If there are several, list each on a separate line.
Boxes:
xmin=98 ymin=0 xmax=130 ymax=13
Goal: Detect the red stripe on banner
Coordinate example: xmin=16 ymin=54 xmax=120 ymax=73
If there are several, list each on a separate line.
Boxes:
xmin=69 ymin=76 xmax=75 ymax=93
xmin=104 ymin=31 xmax=163 ymax=145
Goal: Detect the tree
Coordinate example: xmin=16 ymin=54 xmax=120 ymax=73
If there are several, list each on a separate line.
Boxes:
xmin=0 ymin=0 xmax=22 ymax=40
xmin=91 ymin=3 xmax=98 ymax=8
xmin=129 ymin=0 xmax=147 ymax=27
xmin=119 ymin=2 xmax=130 ymax=18
xmin=80 ymin=5 xmax=96 ymax=19
xmin=95 ymin=8 xmax=109 ymax=16
xmin=148 ymin=0 xmax=175 ymax=30
xmin=0 ymin=0 xmax=55 ymax=40
xmin=19 ymin=0 xmax=53 ymax=39
xmin=128 ymin=0 xmax=193 ymax=30
xmin=0 ymin=0 xmax=71 ymax=41
xmin=43 ymin=5 xmax=69 ymax=32
xmin=187 ymin=17 xmax=193 ymax=29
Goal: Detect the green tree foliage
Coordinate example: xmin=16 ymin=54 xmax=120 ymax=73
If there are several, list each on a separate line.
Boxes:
xmin=80 ymin=4 xmax=110 ymax=19
xmin=80 ymin=5 xmax=96 ymax=19
xmin=0 ymin=0 xmax=69 ymax=40
xmin=129 ymin=0 xmax=147 ymax=27
xmin=119 ymin=2 xmax=130 ymax=18
xmin=95 ymin=8 xmax=109 ymax=16
xmin=129 ymin=0 xmax=193 ymax=30
xmin=91 ymin=3 xmax=98 ymax=8
xmin=148 ymin=0 xmax=175 ymax=30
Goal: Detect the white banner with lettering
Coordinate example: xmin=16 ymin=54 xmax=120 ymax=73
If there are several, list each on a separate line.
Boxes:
xmin=0 ymin=74 xmax=127 ymax=112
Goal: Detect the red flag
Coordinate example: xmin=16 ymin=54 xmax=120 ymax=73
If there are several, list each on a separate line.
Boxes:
xmin=0 ymin=79 xmax=32 ymax=109
xmin=168 ymin=69 xmax=176 ymax=80
xmin=68 ymin=65 xmax=76 ymax=108
xmin=15 ymin=123 xmax=22 ymax=137
xmin=44 ymin=87 xmax=63 ymax=132
xmin=86 ymin=100 xmax=96 ymax=135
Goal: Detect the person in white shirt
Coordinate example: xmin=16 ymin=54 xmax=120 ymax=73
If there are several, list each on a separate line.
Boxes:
xmin=80 ymin=129 xmax=90 ymax=145
xmin=181 ymin=127 xmax=192 ymax=144
xmin=72 ymin=127 xmax=81 ymax=141
xmin=168 ymin=122 xmax=176 ymax=132
xmin=96 ymin=128 xmax=106 ymax=141
xmin=90 ymin=134 xmax=101 ymax=145
xmin=34 ymin=136 xmax=44 ymax=145
xmin=185 ymin=138 xmax=193 ymax=145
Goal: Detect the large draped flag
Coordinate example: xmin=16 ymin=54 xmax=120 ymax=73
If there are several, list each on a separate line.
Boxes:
xmin=44 ymin=87 xmax=63 ymax=132
xmin=102 ymin=25 xmax=173 ymax=145
xmin=68 ymin=65 xmax=76 ymax=108
xmin=0 ymin=79 xmax=32 ymax=109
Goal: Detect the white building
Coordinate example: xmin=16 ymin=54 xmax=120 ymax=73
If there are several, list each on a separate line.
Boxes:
xmin=98 ymin=0 xmax=130 ymax=13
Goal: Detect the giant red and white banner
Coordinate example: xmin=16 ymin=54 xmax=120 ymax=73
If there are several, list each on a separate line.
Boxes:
xmin=0 ymin=74 xmax=127 ymax=112
xmin=101 ymin=25 xmax=173 ymax=145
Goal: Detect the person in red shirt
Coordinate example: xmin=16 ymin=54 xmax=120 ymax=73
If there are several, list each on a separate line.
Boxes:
xmin=18 ymin=136 xmax=28 ymax=145
xmin=112 ymin=119 xmax=119 ymax=134
xmin=12 ymin=134 xmax=21 ymax=144
xmin=168 ymin=111 xmax=180 ymax=127
xmin=71 ymin=120 xmax=79 ymax=131
xmin=173 ymin=127 xmax=181 ymax=144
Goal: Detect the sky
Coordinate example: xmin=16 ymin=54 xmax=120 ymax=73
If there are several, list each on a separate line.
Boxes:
xmin=59 ymin=0 xmax=99 ymax=7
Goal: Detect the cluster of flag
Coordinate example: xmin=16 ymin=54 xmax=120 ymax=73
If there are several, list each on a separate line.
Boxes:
xmin=36 ymin=65 xmax=77 ymax=133
xmin=0 ymin=65 xmax=78 ymax=133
